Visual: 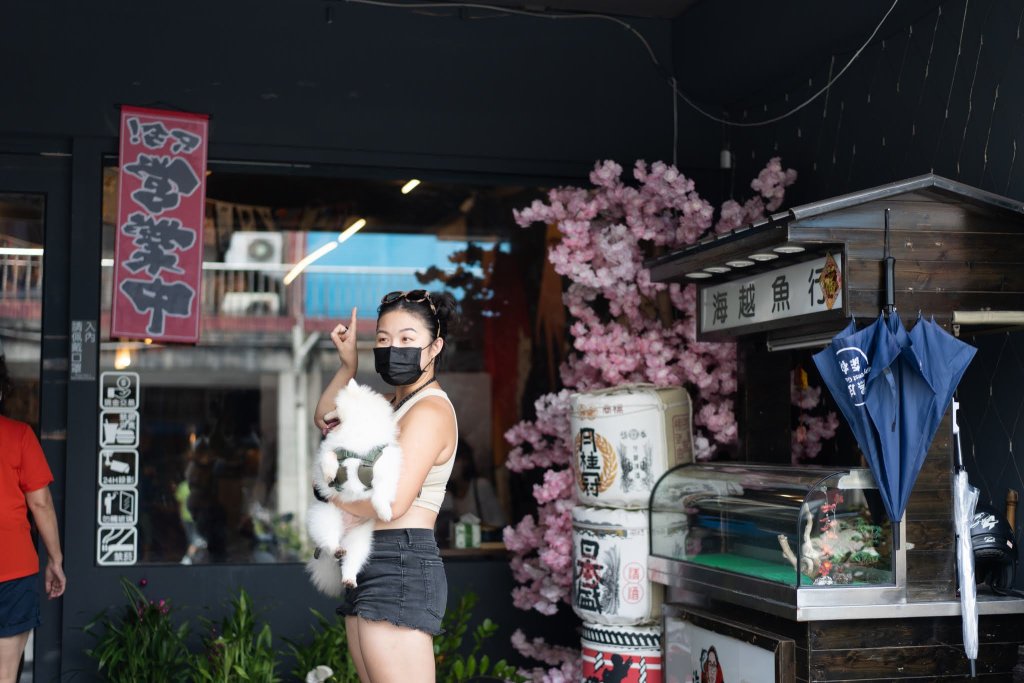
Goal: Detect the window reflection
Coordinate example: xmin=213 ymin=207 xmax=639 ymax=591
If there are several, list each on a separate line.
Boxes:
xmin=101 ymin=167 xmax=539 ymax=564
xmin=0 ymin=193 xmax=43 ymax=430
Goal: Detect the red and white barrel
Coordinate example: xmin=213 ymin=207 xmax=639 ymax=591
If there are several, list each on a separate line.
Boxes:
xmin=581 ymin=622 xmax=662 ymax=683
xmin=570 ymin=385 xmax=693 ymax=509
xmin=572 ymin=506 xmax=661 ymax=625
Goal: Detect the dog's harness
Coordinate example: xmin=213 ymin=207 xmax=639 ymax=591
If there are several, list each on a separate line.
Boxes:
xmin=328 ymin=444 xmax=386 ymax=490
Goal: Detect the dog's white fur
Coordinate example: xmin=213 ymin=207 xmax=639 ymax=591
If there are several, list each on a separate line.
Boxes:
xmin=306 ymin=379 xmax=402 ymax=596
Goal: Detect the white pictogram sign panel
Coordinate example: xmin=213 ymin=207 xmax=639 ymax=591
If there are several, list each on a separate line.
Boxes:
xmin=97 ymin=527 xmax=138 ymax=565
xmin=99 ymin=410 xmax=139 ymax=448
xmin=100 ymin=371 xmax=140 ymax=409
xmin=99 ymin=450 xmax=139 ymax=487
xmin=98 ymin=488 xmax=138 ymax=526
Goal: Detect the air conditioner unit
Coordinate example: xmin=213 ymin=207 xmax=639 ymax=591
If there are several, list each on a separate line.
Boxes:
xmin=221 ymin=292 xmax=281 ymax=316
xmin=225 ymin=232 xmax=284 ymax=265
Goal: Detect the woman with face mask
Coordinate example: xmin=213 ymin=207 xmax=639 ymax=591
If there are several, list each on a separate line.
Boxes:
xmin=313 ymin=290 xmax=458 ymax=683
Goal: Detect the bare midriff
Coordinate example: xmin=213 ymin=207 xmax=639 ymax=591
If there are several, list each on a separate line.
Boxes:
xmin=375 ymin=505 xmax=439 ymax=531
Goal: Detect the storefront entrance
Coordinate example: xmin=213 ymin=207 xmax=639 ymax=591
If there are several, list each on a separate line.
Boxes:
xmin=0 ymin=152 xmax=69 ymax=683
xmin=0 ymin=146 xmax=560 ymax=680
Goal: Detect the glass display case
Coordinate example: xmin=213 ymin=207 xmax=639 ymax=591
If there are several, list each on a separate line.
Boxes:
xmin=649 ymin=463 xmax=906 ymax=620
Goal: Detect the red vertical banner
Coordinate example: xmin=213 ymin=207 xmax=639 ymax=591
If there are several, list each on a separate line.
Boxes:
xmin=111 ymin=106 xmax=209 ymax=343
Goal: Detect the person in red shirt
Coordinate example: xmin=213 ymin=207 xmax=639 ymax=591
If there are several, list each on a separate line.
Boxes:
xmin=0 ymin=356 xmax=65 ymax=683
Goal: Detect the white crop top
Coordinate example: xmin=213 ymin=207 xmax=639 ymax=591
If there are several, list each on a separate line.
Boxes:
xmin=393 ymin=388 xmax=458 ymax=513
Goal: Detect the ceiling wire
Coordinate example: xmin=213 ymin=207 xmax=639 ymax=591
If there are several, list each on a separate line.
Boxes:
xmin=340 ymin=0 xmax=901 ymax=128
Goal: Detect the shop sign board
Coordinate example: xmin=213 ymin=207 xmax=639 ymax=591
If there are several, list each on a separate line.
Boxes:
xmin=699 ymin=252 xmax=844 ymax=335
xmin=111 ymin=105 xmax=209 ymax=343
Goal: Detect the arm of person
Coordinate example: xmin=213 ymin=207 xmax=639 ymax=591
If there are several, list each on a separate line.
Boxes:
xmin=333 ymin=398 xmax=452 ymax=520
xmin=25 ymin=486 xmax=66 ymax=599
xmin=314 ymin=307 xmax=359 ymax=430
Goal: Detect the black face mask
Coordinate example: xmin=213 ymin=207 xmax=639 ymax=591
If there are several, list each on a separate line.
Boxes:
xmin=374 ymin=345 xmax=432 ymax=386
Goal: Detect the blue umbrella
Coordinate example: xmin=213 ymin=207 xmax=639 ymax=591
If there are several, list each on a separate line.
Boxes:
xmin=907 ymin=315 xmax=977 ymax=442
xmin=863 ymin=311 xmax=937 ymax=533
xmin=812 ymin=314 xmax=902 ymax=523
xmin=867 ymin=313 xmax=976 ymax=536
xmin=815 ymin=312 xmax=976 ymax=549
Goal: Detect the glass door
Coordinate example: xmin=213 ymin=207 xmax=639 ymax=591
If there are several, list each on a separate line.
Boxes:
xmin=0 ymin=152 xmax=68 ymax=683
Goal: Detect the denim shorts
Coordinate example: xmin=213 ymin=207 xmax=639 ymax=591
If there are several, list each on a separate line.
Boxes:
xmin=0 ymin=573 xmax=39 ymax=637
xmin=336 ymin=528 xmax=447 ymax=636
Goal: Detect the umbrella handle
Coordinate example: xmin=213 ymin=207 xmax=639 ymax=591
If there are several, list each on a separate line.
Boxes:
xmin=952 ymin=399 xmax=965 ymax=470
xmin=883 ymin=208 xmax=896 ymax=316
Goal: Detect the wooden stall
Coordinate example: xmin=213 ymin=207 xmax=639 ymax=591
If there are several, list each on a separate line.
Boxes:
xmin=645 ymin=175 xmax=1024 ymax=681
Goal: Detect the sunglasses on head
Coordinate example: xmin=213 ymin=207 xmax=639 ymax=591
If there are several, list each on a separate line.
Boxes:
xmin=381 ymin=289 xmax=437 ymax=316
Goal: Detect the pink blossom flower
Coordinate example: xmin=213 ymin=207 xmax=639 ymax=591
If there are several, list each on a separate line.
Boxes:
xmin=507 ymin=156 xmax=797 ymax=672
xmin=790 ymin=370 xmax=840 ymax=463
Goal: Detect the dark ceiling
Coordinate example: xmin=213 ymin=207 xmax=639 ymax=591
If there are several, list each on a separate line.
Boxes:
xmin=430 ymin=0 xmax=946 ymax=107
xmin=476 ymin=0 xmax=698 ymax=19
xmin=672 ymin=0 xmax=946 ymax=106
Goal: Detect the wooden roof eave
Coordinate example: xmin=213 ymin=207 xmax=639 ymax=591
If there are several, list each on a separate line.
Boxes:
xmin=645 ymin=174 xmax=1024 ymax=285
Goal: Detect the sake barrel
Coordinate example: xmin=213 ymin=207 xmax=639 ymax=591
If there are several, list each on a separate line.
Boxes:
xmin=581 ymin=622 xmax=662 ymax=683
xmin=572 ymin=506 xmax=661 ymax=625
xmin=570 ymin=384 xmax=693 ymax=509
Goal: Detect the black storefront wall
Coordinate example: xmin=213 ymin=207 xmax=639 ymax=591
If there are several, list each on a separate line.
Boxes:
xmin=0 ymin=1 xmax=718 ymax=178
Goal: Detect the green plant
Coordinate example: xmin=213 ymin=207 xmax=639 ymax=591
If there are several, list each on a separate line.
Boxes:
xmin=434 ymin=593 xmax=526 ymax=683
xmin=284 ymin=609 xmax=360 ymax=683
xmin=84 ymin=577 xmax=190 ymax=683
xmin=191 ymin=588 xmax=280 ymax=683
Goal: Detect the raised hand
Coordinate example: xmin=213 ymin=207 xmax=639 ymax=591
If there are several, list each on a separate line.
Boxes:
xmin=330 ymin=306 xmax=359 ymax=372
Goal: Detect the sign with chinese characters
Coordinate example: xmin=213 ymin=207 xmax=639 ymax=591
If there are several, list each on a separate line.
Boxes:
xmin=97 ymin=527 xmax=138 ymax=565
xmin=111 ymin=106 xmax=209 ymax=343
xmin=572 ymin=507 xmax=661 ymax=625
xmin=99 ymin=450 xmax=138 ymax=487
xmin=98 ymin=488 xmax=138 ymax=526
xmin=70 ymin=320 xmax=98 ymax=381
xmin=570 ymin=386 xmax=693 ymax=509
xmin=100 ymin=371 xmax=140 ymax=409
xmin=699 ymin=253 xmax=844 ymax=335
xmin=96 ymin=368 xmax=141 ymax=566
xmin=99 ymin=410 xmax=139 ymax=448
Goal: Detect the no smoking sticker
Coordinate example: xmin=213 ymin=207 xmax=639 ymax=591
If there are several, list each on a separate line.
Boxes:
xmin=97 ymin=527 xmax=137 ymax=565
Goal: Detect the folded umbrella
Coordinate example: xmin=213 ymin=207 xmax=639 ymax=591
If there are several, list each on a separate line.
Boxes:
xmin=813 ymin=314 xmax=903 ymax=534
xmin=815 ymin=312 xmax=976 ymax=549
xmin=953 ymin=405 xmax=979 ymax=678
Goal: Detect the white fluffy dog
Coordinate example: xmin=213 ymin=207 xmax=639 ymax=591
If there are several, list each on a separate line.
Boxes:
xmin=306 ymin=379 xmax=402 ymax=596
